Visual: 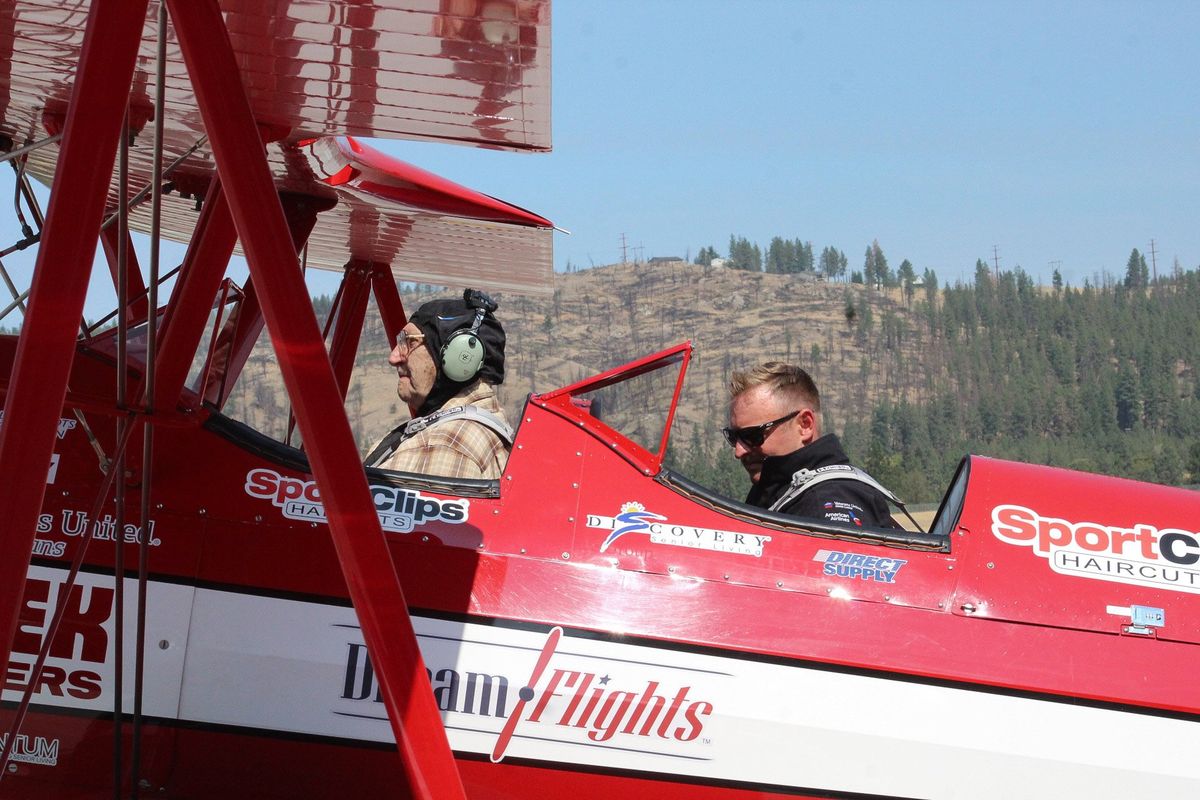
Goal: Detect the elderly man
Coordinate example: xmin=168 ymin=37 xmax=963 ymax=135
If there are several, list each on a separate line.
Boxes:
xmin=365 ymin=289 xmax=513 ymax=479
xmin=725 ymin=361 xmax=897 ymax=528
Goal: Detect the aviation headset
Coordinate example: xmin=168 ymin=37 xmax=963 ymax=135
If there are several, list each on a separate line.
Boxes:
xmin=439 ymin=288 xmax=498 ymax=382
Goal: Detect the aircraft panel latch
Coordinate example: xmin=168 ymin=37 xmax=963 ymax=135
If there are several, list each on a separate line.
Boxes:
xmin=1107 ymin=604 xmax=1165 ymax=636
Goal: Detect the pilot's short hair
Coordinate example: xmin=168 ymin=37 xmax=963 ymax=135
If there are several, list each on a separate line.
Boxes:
xmin=728 ymin=362 xmax=821 ymax=412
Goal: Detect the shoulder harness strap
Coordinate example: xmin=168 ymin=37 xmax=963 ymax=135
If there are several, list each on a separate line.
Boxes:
xmin=768 ymin=463 xmax=904 ymax=513
xmin=365 ymin=405 xmax=515 ymax=467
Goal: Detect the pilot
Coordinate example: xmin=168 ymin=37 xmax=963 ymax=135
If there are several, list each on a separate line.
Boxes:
xmin=365 ymin=289 xmax=513 ymax=479
xmin=724 ymin=362 xmax=898 ymax=528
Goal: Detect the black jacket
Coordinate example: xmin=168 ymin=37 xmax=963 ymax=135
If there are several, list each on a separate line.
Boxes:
xmin=744 ymin=434 xmax=897 ymax=529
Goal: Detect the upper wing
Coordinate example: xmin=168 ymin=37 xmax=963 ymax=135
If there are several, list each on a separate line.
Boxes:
xmin=0 ymin=0 xmax=553 ymax=291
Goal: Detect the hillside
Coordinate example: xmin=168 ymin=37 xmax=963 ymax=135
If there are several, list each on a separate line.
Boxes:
xmin=223 ymin=260 xmax=1200 ymax=504
xmin=225 ymin=261 xmax=929 ymax=489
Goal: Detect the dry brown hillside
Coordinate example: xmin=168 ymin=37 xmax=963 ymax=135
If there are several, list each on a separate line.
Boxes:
xmin=224 ymin=261 xmax=940 ymax=454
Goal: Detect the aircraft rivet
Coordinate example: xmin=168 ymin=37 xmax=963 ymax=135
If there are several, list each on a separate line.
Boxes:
xmin=525 ymin=418 xmax=532 ymax=423
xmin=561 ymin=552 xmax=570 ymax=560
xmin=139 ymin=779 xmax=151 ymax=790
xmin=776 ymin=581 xmax=784 ymax=588
xmin=826 ymin=587 xmax=832 ymax=594
xmin=198 ymin=508 xmax=206 ymax=516
xmin=723 ymin=574 xmax=730 ymax=580
xmin=158 ymin=640 xmax=169 ymax=650
xmin=505 ymin=475 xmax=512 ymax=481
xmin=61 ymin=490 xmax=69 ymax=497
xmin=571 ymin=482 xmax=579 ymax=489
xmin=568 ymin=516 xmax=574 ymax=522
xmin=961 ymin=603 xmax=977 ymax=613
xmin=668 ymin=566 xmax=675 ymax=573
xmin=883 ymin=594 xmax=891 ymax=601
xmin=421 ymin=535 xmax=429 ymax=542
xmin=938 ymin=602 xmax=945 ymax=608
xmin=987 ymin=562 xmax=995 ymax=569
xmin=520 ymin=548 xmax=527 ymax=554
xmin=947 ymin=564 xmax=954 ymax=570
xmin=6 ymin=762 xmax=15 ymax=773
xmin=576 ymin=452 xmax=582 ymax=457
xmin=610 ymin=442 xmax=617 ymax=449
xmin=156 ymin=503 xmax=164 ymax=510
xmin=493 ymin=509 xmax=500 ymax=514
xmin=254 ymin=515 xmax=262 ymax=523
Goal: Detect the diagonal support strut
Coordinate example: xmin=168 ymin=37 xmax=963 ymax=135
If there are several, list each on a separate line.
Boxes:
xmin=162 ymin=2 xmax=467 ymax=797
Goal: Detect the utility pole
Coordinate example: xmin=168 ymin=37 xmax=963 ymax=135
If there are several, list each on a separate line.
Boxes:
xmin=1148 ymin=238 xmax=1158 ymax=283
xmin=619 ymin=233 xmax=628 ymax=265
xmin=992 ymin=244 xmax=1001 ymax=280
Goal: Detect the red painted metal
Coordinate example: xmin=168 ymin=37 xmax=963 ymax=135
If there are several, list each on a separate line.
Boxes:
xmin=325 ymin=263 xmax=371 ymax=401
xmin=4 ymin=326 xmax=1200 ymax=795
xmin=0 ymin=0 xmax=150 ymax=702
xmin=533 ymin=341 xmax=694 ymax=476
xmin=204 ymin=192 xmax=328 ymax=410
xmin=153 ymin=177 xmax=238 ymax=411
xmin=193 ymin=278 xmax=243 ymax=404
xmin=0 ymin=419 xmax=135 ymax=777
xmin=98 ymin=226 xmax=150 ymax=322
xmin=657 ymin=342 xmax=692 ymax=465
xmin=302 ymin=136 xmax=553 ymax=228
xmin=164 ymin=1 xmax=466 ymax=797
xmin=9 ymin=1 xmax=554 ymax=289
xmin=368 ymin=260 xmax=407 ymax=349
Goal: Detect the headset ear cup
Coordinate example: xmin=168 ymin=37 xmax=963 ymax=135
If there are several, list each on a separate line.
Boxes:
xmin=441 ymin=331 xmax=484 ymax=382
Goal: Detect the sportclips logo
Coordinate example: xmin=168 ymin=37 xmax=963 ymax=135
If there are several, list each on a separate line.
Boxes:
xmin=992 ymin=504 xmax=1200 ymax=594
xmin=245 ymin=469 xmax=469 ymax=532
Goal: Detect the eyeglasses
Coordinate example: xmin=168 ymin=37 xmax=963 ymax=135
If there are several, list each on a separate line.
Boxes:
xmin=721 ymin=410 xmax=800 ymax=448
xmin=394 ymin=331 xmax=426 ymax=356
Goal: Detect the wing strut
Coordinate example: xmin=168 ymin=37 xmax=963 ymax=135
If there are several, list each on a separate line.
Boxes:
xmin=152 ymin=177 xmax=238 ymax=410
xmin=0 ymin=0 xmax=152 ymax=741
xmin=162 ymin=1 xmax=467 ymax=796
xmin=202 ymin=192 xmax=331 ymax=410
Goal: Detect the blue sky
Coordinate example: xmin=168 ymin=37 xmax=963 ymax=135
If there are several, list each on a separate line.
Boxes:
xmin=384 ymin=0 xmax=1200 ymax=287
xmin=3 ymin=0 xmax=1198 ymax=323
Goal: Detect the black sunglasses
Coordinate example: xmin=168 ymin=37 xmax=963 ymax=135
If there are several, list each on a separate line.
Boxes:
xmin=721 ymin=410 xmax=800 ymax=448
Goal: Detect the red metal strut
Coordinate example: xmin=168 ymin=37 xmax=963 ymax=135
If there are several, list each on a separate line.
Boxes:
xmin=163 ymin=1 xmax=467 ymax=797
xmin=0 ymin=0 xmax=151 ymax=705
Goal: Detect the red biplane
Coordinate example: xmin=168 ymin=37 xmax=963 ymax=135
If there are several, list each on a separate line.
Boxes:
xmin=1 ymin=2 xmax=1199 ymax=799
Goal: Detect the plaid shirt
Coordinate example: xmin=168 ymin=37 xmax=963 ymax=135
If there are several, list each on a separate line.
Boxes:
xmin=368 ymin=382 xmax=511 ymax=479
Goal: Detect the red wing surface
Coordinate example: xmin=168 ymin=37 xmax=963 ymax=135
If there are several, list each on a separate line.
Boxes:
xmin=0 ymin=0 xmax=553 ymax=291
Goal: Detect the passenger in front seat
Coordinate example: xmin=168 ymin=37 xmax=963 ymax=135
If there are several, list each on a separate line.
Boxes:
xmin=365 ymin=289 xmax=513 ymax=480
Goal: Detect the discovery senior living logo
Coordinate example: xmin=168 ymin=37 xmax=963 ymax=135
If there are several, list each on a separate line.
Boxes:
xmin=587 ymin=501 xmax=770 ymax=557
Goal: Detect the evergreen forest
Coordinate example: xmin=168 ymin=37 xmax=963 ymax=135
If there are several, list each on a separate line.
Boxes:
xmin=670 ymin=248 xmax=1200 ymax=506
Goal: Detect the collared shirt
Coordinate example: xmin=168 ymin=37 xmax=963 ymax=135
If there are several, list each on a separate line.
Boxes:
xmin=367 ymin=382 xmax=511 ymax=479
xmin=745 ymin=434 xmax=897 ymax=529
